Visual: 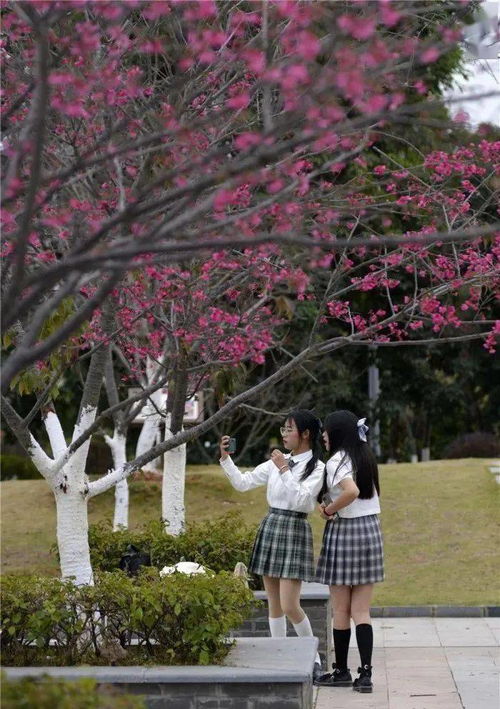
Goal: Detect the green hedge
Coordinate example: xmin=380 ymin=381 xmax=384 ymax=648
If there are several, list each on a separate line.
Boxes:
xmin=0 ymin=569 xmax=255 ymax=667
xmin=88 ymin=511 xmax=262 ymax=588
xmin=443 ymin=432 xmax=500 ymax=458
xmin=1 ymin=675 xmax=145 ymax=709
xmin=0 ymin=454 xmax=39 ymax=481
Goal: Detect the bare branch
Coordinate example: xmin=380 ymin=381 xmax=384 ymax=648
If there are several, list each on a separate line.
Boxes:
xmin=3 ymin=18 xmax=50 ymax=308
xmin=1 ymin=272 xmax=122 ymax=393
xmin=344 ymin=332 xmax=491 ymax=347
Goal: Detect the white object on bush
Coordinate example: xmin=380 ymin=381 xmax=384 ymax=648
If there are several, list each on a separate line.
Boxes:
xmin=159 ymin=561 xmax=207 ymax=577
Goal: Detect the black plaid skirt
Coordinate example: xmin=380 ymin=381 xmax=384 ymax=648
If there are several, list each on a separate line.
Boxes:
xmin=249 ymin=507 xmax=314 ymax=581
xmin=315 ymin=514 xmax=384 ymax=586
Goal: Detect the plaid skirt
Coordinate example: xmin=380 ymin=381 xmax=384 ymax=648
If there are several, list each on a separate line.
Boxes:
xmin=249 ymin=507 xmax=314 ymax=581
xmin=315 ymin=514 xmax=384 ymax=586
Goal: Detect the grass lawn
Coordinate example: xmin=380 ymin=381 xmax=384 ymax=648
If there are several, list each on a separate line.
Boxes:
xmin=1 ymin=459 xmax=498 ymax=606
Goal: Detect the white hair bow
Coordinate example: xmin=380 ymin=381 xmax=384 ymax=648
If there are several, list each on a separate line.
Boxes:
xmin=357 ymin=418 xmax=369 ymax=442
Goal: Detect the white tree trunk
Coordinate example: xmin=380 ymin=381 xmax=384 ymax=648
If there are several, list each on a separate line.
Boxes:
xmin=162 ymin=414 xmax=186 ymax=536
xmin=26 ymin=414 xmax=93 ymax=584
xmin=55 ymin=482 xmax=94 ymax=585
xmin=135 ymin=387 xmax=163 ymax=472
xmin=113 ymin=478 xmax=129 ymax=530
xmin=105 ymin=431 xmax=129 ymax=531
xmin=44 ymin=410 xmax=67 ymax=459
xmin=59 ymin=406 xmax=96 ymax=583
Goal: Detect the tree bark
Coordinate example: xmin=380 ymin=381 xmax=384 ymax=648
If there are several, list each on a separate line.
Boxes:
xmin=162 ymin=413 xmax=186 ymax=536
xmin=105 ymin=431 xmax=129 ymax=530
xmin=54 ymin=481 xmax=94 ymax=585
xmin=135 ymin=387 xmax=163 ymax=471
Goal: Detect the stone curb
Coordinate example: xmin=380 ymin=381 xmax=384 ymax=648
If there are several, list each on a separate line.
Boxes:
xmin=2 ymin=665 xmax=311 ymax=684
xmin=1 ymin=637 xmax=318 ymax=685
xmin=371 ymin=606 xmax=500 ymax=617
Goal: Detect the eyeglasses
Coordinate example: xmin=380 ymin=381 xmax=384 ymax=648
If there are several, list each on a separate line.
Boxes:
xmin=280 ymin=427 xmax=296 ymax=435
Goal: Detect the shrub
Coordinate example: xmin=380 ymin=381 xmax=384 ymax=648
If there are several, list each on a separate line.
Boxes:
xmin=0 ymin=575 xmax=87 ymax=666
xmin=443 ymin=432 xmax=500 ymax=459
xmin=0 ymin=569 xmax=255 ymax=667
xmin=1 ymin=675 xmax=145 ymax=709
xmin=0 ymin=454 xmax=39 ymax=481
xmin=88 ymin=511 xmax=262 ymax=588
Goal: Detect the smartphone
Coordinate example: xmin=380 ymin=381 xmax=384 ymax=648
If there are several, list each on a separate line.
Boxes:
xmin=322 ymin=492 xmax=333 ymax=506
xmin=227 ymin=437 xmax=237 ymax=454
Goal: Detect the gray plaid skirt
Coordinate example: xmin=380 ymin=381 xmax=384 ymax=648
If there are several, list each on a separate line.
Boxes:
xmin=315 ymin=514 xmax=384 ymax=586
xmin=249 ymin=507 xmax=314 ymax=581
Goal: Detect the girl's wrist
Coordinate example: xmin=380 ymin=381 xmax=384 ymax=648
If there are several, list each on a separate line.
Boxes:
xmin=279 ymin=464 xmax=289 ymax=473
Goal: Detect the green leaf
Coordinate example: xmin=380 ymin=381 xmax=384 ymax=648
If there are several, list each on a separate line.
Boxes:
xmin=198 ymin=649 xmax=210 ymax=665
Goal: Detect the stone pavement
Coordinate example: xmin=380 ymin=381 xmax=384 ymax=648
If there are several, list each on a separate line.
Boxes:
xmin=314 ymin=617 xmax=500 ymax=709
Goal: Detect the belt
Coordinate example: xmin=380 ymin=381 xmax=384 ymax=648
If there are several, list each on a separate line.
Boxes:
xmin=268 ymin=507 xmax=307 ymax=519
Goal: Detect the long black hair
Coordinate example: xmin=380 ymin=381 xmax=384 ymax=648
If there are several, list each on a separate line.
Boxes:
xmin=322 ymin=409 xmax=380 ymax=499
xmin=285 ymin=409 xmax=322 ymax=481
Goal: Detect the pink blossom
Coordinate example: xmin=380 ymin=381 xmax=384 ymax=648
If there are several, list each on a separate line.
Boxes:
xmin=483 ymin=322 xmax=500 ymax=353
xmin=183 ymin=1 xmax=217 ymax=21
xmin=213 ymin=189 xmax=235 ymax=211
xmin=281 ymin=64 xmax=309 ymax=89
xmin=414 ymin=79 xmax=427 ymax=95
xmin=379 ymin=3 xmax=401 ymax=27
xmin=361 ymin=94 xmax=387 ymax=113
xmin=48 ymin=72 xmax=73 ymax=86
xmin=327 ymin=300 xmax=350 ymax=318
xmin=226 ymin=93 xmax=250 ymax=110
xmin=338 ymin=15 xmax=376 ymax=41
xmin=267 ymin=179 xmax=284 ymax=195
xmin=295 ymin=31 xmax=321 ymax=60
xmin=420 ymin=47 xmax=440 ymax=64
xmin=454 ymin=109 xmax=470 ymax=124
xmin=140 ymin=39 xmax=165 ymax=54
xmin=242 ymin=49 xmax=265 ymax=73
xmin=142 ymin=2 xmax=171 ymax=20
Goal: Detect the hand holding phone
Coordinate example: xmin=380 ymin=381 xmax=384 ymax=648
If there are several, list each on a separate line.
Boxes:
xmin=220 ymin=435 xmax=236 ymax=459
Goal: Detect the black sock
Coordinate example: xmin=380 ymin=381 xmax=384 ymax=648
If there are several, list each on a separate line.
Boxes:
xmin=355 ymin=623 xmax=373 ymax=668
xmin=333 ymin=628 xmax=351 ymax=671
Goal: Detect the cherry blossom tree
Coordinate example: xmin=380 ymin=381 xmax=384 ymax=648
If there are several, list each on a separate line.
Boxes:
xmin=3 ymin=0 xmax=495 ymax=389
xmin=1 ymin=0 xmax=499 ymax=584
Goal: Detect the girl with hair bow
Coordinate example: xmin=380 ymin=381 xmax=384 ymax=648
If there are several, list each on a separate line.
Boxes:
xmin=314 ymin=410 xmax=384 ymax=694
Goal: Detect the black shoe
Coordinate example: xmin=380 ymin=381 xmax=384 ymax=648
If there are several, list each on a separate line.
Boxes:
xmin=353 ymin=665 xmax=373 ymax=693
xmin=312 ymin=662 xmax=323 ymax=683
xmin=314 ymin=664 xmax=352 ymax=687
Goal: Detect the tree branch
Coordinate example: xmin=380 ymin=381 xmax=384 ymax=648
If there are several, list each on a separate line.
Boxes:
xmin=3 ymin=15 xmax=50 ymax=311
xmin=1 ymin=271 xmax=122 ymax=393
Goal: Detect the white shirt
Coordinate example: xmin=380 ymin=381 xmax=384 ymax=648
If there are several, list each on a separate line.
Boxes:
xmin=220 ymin=450 xmax=325 ymax=513
xmin=326 ymin=450 xmax=380 ymax=518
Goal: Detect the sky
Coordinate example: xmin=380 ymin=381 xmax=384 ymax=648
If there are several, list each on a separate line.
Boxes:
xmin=444 ymin=1 xmax=500 ymax=127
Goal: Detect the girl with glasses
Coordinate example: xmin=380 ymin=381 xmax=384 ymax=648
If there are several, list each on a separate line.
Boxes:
xmin=314 ymin=410 xmax=383 ymax=693
xmin=219 ymin=410 xmax=324 ymax=679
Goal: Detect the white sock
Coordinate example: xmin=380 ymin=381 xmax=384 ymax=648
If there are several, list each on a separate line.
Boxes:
xmin=269 ymin=615 xmax=287 ymax=637
xmin=292 ymin=614 xmax=321 ymax=666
